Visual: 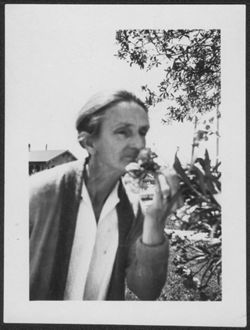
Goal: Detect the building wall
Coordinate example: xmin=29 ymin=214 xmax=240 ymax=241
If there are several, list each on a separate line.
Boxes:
xmin=29 ymin=152 xmax=77 ymax=175
xmin=47 ymin=153 xmax=76 ymax=169
xmin=29 ymin=162 xmax=47 ymax=175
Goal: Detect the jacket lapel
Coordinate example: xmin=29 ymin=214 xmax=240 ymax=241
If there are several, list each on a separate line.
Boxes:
xmin=106 ymin=181 xmax=143 ymax=300
xmin=50 ymin=161 xmax=86 ymax=299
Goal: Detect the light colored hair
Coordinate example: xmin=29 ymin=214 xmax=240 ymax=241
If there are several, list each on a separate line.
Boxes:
xmin=76 ymin=90 xmax=147 ymax=149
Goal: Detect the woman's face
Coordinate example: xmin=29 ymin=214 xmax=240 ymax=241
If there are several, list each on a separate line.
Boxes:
xmin=92 ymin=101 xmax=149 ymax=174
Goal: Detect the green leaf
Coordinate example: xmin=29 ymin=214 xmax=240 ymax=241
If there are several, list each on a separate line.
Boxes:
xmin=213 ymin=161 xmax=221 ymax=173
xmin=174 ymin=154 xmax=193 ymax=188
xmin=191 ymin=165 xmax=207 ymax=197
xmin=204 ymin=149 xmax=211 ymax=175
xmin=174 ymin=154 xmax=209 ymax=203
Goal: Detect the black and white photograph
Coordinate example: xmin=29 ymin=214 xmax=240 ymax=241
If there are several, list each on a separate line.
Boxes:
xmin=4 ymin=3 xmax=246 ymax=327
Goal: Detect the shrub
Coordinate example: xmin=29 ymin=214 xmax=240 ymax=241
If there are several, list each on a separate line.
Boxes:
xmin=168 ymin=150 xmax=221 ymax=300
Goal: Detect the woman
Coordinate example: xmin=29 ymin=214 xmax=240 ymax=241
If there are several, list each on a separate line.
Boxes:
xmin=30 ymin=90 xmax=178 ymax=300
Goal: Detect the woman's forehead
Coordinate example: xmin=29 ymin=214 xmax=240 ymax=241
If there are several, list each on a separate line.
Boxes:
xmin=104 ymin=101 xmax=149 ymax=127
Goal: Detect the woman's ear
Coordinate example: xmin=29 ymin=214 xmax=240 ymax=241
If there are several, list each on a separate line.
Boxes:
xmin=78 ymin=132 xmax=96 ymax=155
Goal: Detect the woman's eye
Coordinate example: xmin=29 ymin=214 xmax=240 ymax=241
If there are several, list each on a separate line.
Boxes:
xmin=116 ymin=130 xmax=130 ymax=137
xmin=140 ymin=130 xmax=148 ymax=137
xmin=116 ymin=131 xmax=126 ymax=135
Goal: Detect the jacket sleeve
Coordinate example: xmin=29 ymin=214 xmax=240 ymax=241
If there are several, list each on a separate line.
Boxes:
xmin=126 ymin=235 xmax=169 ymax=300
xmin=29 ymin=169 xmax=65 ymax=299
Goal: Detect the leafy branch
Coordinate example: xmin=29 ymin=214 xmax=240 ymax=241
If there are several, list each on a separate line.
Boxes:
xmin=169 ymin=150 xmax=221 ymax=300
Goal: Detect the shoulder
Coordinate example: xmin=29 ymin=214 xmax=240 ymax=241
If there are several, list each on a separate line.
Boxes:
xmin=29 ymin=160 xmax=84 ymax=197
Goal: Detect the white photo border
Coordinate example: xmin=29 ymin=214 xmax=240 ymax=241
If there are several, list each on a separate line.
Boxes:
xmin=4 ymin=3 xmax=246 ymax=327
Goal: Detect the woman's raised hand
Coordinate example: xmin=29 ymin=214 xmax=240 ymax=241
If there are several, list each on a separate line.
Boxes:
xmin=142 ymin=167 xmax=183 ymax=245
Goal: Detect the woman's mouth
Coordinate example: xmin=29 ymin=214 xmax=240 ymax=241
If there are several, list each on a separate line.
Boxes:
xmin=124 ymin=154 xmax=138 ymax=162
xmin=124 ymin=157 xmax=136 ymax=163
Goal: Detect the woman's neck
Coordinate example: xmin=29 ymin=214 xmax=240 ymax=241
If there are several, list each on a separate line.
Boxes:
xmin=85 ymin=156 xmax=123 ymax=218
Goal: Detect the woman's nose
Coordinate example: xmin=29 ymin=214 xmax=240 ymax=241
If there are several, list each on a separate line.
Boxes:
xmin=131 ymin=134 xmax=145 ymax=150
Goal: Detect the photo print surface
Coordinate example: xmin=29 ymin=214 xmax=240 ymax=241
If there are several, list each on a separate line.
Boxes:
xmin=4 ymin=4 xmax=246 ymax=327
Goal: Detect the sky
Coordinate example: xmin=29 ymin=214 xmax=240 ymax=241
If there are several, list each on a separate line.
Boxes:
xmin=5 ymin=4 xmax=218 ymax=166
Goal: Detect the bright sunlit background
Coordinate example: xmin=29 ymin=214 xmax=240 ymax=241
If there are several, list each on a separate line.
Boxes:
xmin=6 ymin=5 xmax=217 ymax=167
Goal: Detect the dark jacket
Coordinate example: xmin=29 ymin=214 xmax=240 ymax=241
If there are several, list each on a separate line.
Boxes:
xmin=30 ymin=161 xmax=169 ymax=300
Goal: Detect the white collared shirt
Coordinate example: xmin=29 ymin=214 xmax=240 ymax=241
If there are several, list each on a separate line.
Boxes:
xmin=64 ymin=180 xmax=120 ymax=300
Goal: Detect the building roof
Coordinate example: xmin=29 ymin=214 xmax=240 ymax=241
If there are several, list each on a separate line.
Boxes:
xmin=29 ymin=149 xmax=76 ymax=162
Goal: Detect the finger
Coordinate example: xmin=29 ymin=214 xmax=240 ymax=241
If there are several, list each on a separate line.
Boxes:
xmin=157 ymin=173 xmax=171 ymax=200
xmin=160 ymin=167 xmax=180 ymax=196
xmin=149 ymin=173 xmax=165 ymax=207
xmin=162 ymin=189 xmax=183 ymax=219
xmin=153 ymin=173 xmax=172 ymax=217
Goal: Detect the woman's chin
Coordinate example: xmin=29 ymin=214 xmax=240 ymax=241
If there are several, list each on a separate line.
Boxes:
xmin=125 ymin=161 xmax=140 ymax=172
xmin=115 ymin=158 xmax=137 ymax=175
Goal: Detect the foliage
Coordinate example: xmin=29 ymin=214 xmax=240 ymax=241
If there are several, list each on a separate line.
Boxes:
xmin=126 ymin=250 xmax=221 ymax=301
xmin=124 ymin=150 xmax=221 ymax=301
xmin=116 ymin=30 xmax=222 ymax=300
xmin=167 ymin=150 xmax=221 ymax=300
xmin=115 ymin=29 xmax=221 ymax=123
